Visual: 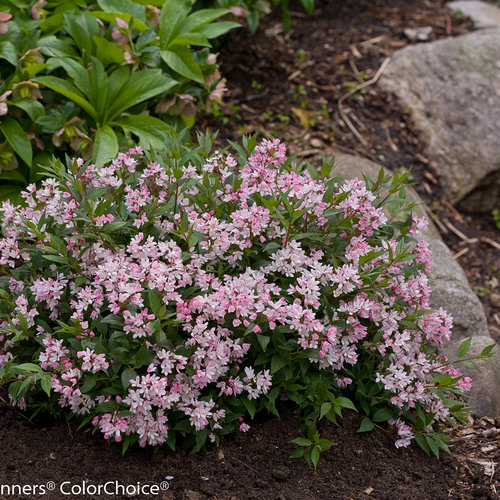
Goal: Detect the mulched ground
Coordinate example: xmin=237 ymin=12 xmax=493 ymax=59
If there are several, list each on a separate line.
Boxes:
xmin=1 ymin=1 xmax=499 ymax=499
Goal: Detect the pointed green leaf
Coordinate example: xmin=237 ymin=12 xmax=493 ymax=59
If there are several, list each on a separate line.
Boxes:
xmin=193 ymin=21 xmax=240 ymax=39
xmin=93 ymin=35 xmax=125 ymax=66
xmin=458 ymin=337 xmax=471 ymax=358
xmin=93 ymin=125 xmax=118 ymax=165
xmin=33 ymin=76 xmax=98 ymax=121
xmin=160 ymin=47 xmax=204 ymax=83
xmin=97 ymin=0 xmax=146 ymax=21
xmin=64 ymin=11 xmax=100 ymax=56
xmin=113 ymin=115 xmax=175 ymax=150
xmin=9 ymin=99 xmax=45 ymax=122
xmin=0 ymin=117 xmax=32 ymax=166
xmin=159 ymin=0 xmax=192 ymax=48
xmin=179 ymin=8 xmax=230 ymax=33
xmin=0 ymin=41 xmax=18 ymax=66
xmin=105 ymin=69 xmax=177 ymax=121
xmin=357 ymin=417 xmax=375 ymax=432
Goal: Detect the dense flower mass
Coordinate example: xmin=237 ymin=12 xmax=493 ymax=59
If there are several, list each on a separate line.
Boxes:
xmin=0 ymin=138 xmax=473 ymax=455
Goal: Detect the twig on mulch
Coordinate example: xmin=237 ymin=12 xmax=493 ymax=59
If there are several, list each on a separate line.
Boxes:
xmin=338 ymin=57 xmax=391 ymax=146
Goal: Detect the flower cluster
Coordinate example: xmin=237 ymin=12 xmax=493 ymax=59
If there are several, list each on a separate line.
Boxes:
xmin=0 ymin=138 xmax=472 ymax=454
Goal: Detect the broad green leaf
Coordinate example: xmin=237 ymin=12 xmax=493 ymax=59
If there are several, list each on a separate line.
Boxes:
xmin=290 ymin=437 xmax=312 ymax=446
xmin=479 ymin=343 xmax=496 ymax=358
xmin=0 ymin=41 xmax=18 ymax=66
xmin=64 ymin=11 xmax=100 ymax=57
xmin=9 ymin=99 xmax=45 ymax=122
xmin=357 ymin=417 xmax=375 ymax=432
xmin=105 ymin=69 xmax=177 ymax=121
xmin=88 ymin=58 xmax=108 ymax=122
xmin=160 ymin=47 xmax=203 ymax=84
xmin=33 ymin=76 xmax=98 ymax=121
xmin=334 ymin=396 xmax=357 ymax=412
xmin=106 ymin=66 xmax=131 ymax=106
xmin=93 ymin=125 xmax=118 ymax=165
xmin=426 ymin=436 xmax=440 ymax=459
xmin=270 ymin=355 xmax=288 ymax=374
xmin=0 ymin=117 xmax=32 ymax=166
xmin=320 ymin=402 xmax=332 ymax=419
xmin=0 ymin=185 xmax=23 ymax=203
xmin=97 ymin=0 xmax=146 ymax=21
xmin=255 ymin=333 xmax=270 ymax=352
xmin=41 ymin=374 xmax=52 ymax=397
xmin=49 ymin=57 xmax=92 ymax=98
xmin=372 ymin=407 xmax=393 ymax=422
xmin=148 ymin=289 xmax=162 ymax=316
xmin=179 ymin=8 xmax=230 ymax=33
xmin=458 ymin=337 xmax=472 ymax=358
xmin=37 ymin=36 xmax=80 ymax=59
xmin=121 ymin=367 xmax=137 ymax=389
xmin=159 ymin=0 xmax=193 ymax=48
xmin=12 ymin=363 xmax=42 ymax=373
xmin=169 ymin=33 xmax=210 ymax=48
xmin=93 ymin=35 xmax=125 ymax=66
xmin=0 ymin=170 xmax=27 ymax=184
xmin=113 ymin=115 xmax=175 ymax=150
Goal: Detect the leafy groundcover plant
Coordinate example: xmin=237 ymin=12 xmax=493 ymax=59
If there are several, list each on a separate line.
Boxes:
xmin=0 ymin=135 xmax=492 ymax=466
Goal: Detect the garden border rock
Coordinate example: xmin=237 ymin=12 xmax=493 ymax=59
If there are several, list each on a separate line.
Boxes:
xmin=331 ymin=152 xmax=500 ymax=416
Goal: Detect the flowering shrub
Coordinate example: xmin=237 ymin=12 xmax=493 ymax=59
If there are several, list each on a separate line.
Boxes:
xmin=0 ymin=135 xmax=489 ymax=464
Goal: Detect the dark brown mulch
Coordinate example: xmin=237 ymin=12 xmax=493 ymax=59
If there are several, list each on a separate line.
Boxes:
xmin=1 ymin=1 xmax=500 ymax=499
xmin=0 ymin=392 xmax=499 ymax=500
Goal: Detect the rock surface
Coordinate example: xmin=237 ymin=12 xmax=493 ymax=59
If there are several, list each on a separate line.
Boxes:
xmin=378 ymin=29 xmax=500 ymax=212
xmin=448 ymin=1 xmax=500 ymax=29
xmin=332 ymin=152 xmax=500 ymax=416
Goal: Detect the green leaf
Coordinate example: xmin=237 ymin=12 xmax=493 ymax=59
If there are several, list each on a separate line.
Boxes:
xmin=321 ymin=161 xmax=331 ymax=177
xmin=0 ymin=117 xmax=32 ymax=166
xmin=270 ymin=355 xmax=288 ymax=374
xmin=37 ymin=36 xmax=80 ymax=59
xmin=33 ymin=76 xmax=98 ymax=121
xmin=414 ymin=433 xmax=430 ymax=455
xmin=105 ymin=69 xmax=177 ymax=121
xmin=148 ymin=289 xmax=162 ymax=316
xmin=97 ymin=0 xmax=146 ymax=21
xmin=357 ymin=417 xmax=375 ymax=432
xmin=93 ymin=125 xmax=118 ymax=165
xmin=179 ymin=8 xmax=230 ymax=33
xmin=9 ymin=99 xmax=45 ymax=122
xmin=310 ymin=446 xmax=320 ymax=468
xmin=113 ymin=115 xmax=175 ymax=150
xmin=121 ymin=368 xmax=137 ymax=389
xmin=334 ymin=396 xmax=357 ymax=412
xmin=320 ymin=402 xmax=332 ymax=419
xmin=255 ymin=334 xmax=270 ymax=352
xmin=194 ymin=21 xmax=240 ymax=39
xmin=426 ymin=436 xmax=440 ymax=459
xmin=372 ymin=407 xmax=393 ymax=422
xmin=40 ymin=373 xmax=52 ymax=396
xmin=0 ymin=41 xmax=18 ymax=66
xmin=159 ymin=0 xmax=193 ymax=48
xmin=290 ymin=437 xmax=312 ymax=447
xmin=49 ymin=57 xmax=92 ymax=98
xmin=93 ymin=35 xmax=125 ymax=66
xmin=12 ymin=363 xmax=42 ymax=373
xmin=64 ymin=11 xmax=100 ymax=57
xmin=160 ymin=47 xmax=204 ymax=84
xmin=479 ymin=343 xmax=496 ymax=358
xmin=458 ymin=337 xmax=471 ymax=358
xmin=0 ymin=169 xmax=27 ymax=184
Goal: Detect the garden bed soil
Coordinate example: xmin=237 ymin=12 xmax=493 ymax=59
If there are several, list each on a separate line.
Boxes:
xmin=1 ymin=1 xmax=500 ymax=499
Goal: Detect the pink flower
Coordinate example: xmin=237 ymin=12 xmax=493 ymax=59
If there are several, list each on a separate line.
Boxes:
xmin=0 ymin=12 xmax=12 ymax=35
xmin=0 ymin=91 xmax=11 ymax=116
xmin=112 ymin=17 xmax=129 ymax=44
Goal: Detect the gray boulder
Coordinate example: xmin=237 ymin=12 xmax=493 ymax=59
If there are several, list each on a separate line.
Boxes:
xmin=332 ymin=153 xmax=499 ymax=416
xmin=448 ymin=1 xmax=500 ymax=30
xmin=379 ymin=30 xmax=500 ymax=212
